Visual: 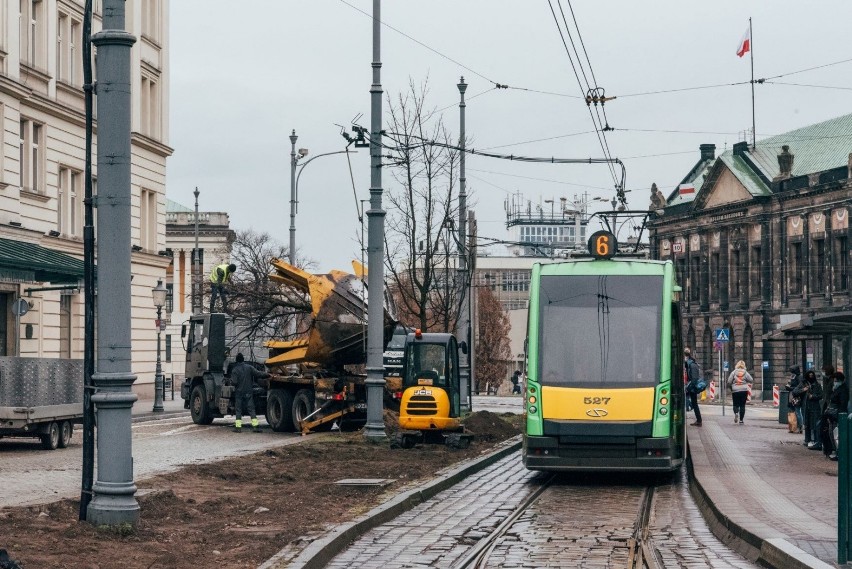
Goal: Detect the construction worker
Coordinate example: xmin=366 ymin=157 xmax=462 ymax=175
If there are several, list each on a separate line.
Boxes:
xmin=231 ymin=353 xmax=270 ymax=433
xmin=210 ymin=262 xmax=236 ymax=312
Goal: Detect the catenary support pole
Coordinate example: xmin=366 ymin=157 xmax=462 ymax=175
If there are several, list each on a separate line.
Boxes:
xmin=457 ymin=77 xmax=471 ymax=411
xmin=364 ymin=0 xmax=387 ymax=441
xmin=87 ymin=0 xmax=139 ymax=526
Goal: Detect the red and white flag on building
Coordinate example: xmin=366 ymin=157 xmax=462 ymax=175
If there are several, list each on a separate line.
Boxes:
xmin=678 ymin=184 xmax=696 ymax=196
xmin=736 ymin=27 xmax=751 ymax=58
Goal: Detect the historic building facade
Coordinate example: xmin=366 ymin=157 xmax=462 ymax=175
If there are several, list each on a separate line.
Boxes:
xmin=648 ymin=114 xmax=852 ymax=397
xmin=0 ymin=0 xmax=171 ymax=398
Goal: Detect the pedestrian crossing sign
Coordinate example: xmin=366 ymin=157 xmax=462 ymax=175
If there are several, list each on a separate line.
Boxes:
xmin=715 ymin=328 xmax=730 ymax=342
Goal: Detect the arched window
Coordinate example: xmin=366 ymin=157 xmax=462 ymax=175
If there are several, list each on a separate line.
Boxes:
xmin=743 ymin=324 xmax=754 ymax=372
xmin=703 ymin=327 xmax=713 ymax=372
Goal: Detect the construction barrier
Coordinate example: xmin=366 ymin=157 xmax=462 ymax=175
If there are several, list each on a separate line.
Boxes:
xmin=772 ymin=384 xmax=780 ymax=407
xmin=707 ymin=381 xmax=716 ymax=401
xmin=746 ymin=383 xmax=752 ymax=403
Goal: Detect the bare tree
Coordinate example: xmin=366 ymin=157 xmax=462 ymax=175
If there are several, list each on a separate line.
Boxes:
xmin=224 ymin=230 xmax=309 ymax=355
xmin=383 ymin=78 xmax=464 ymax=332
xmin=474 ymin=286 xmax=512 ymax=394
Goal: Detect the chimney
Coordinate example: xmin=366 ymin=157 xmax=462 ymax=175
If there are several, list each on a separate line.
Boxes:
xmin=775 ymin=145 xmax=794 ymax=180
xmin=699 ymin=144 xmax=716 ymax=161
xmin=733 ymin=141 xmax=749 ymax=157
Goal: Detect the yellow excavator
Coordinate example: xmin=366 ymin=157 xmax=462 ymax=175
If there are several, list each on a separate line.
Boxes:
xmin=395 ymin=329 xmax=474 ymax=449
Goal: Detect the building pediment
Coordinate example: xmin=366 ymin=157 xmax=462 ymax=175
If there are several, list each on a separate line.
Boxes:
xmin=694 ymin=162 xmax=755 ymax=211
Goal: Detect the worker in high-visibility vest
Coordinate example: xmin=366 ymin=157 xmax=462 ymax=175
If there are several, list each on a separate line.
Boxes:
xmin=209 ymin=263 xmax=236 ymax=312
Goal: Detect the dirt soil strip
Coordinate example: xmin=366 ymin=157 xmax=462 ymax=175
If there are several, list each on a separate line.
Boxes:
xmin=263 ymin=436 xmax=522 ymax=569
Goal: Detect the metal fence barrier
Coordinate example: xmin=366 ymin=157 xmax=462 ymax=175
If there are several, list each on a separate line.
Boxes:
xmin=838 ymin=412 xmax=850 ymax=564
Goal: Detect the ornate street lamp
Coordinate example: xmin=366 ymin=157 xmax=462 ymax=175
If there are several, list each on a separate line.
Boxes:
xmin=151 ymin=279 xmax=167 ymax=412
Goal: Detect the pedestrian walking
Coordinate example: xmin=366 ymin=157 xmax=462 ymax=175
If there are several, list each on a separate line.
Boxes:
xmin=230 ymin=353 xmax=270 ymax=433
xmin=210 ymin=262 xmax=237 ymax=313
xmin=726 ymin=360 xmax=754 ymax=424
xmin=785 ymin=366 xmax=804 ymax=434
xmin=802 ymin=370 xmax=824 ymax=450
xmin=511 ymin=370 xmax=522 ymax=394
xmin=684 ymin=348 xmax=702 ymax=426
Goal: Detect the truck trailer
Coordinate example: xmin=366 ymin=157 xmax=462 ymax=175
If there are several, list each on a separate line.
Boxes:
xmin=0 ymin=357 xmax=83 ymax=449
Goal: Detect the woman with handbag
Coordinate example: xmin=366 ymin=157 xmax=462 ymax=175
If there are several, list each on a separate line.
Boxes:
xmin=822 ymin=372 xmax=848 ymax=460
xmin=726 ymin=360 xmax=754 ymax=424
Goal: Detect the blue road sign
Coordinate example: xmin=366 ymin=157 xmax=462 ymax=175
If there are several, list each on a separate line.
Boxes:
xmin=762 ymin=361 xmax=769 ymax=370
xmin=715 ymin=328 xmax=730 ymax=342
xmin=724 ymin=361 xmax=730 ymax=371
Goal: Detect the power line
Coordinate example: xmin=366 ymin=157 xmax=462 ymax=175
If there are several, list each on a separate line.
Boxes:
xmin=763 ymin=56 xmax=852 ymax=80
xmin=479 ymin=129 xmax=598 ymax=151
xmin=763 ymin=81 xmax=852 ymax=92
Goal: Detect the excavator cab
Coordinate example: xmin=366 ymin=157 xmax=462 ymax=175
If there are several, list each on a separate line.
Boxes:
xmin=396 ymin=330 xmax=472 ymax=449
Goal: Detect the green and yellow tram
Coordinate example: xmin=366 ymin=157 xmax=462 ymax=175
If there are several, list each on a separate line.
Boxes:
xmin=522 ymin=231 xmax=686 ymax=472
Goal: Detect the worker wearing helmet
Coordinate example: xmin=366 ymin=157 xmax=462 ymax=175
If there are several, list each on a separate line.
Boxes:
xmin=210 ymin=263 xmax=237 ymax=312
xmin=231 ymin=353 xmax=270 ymax=433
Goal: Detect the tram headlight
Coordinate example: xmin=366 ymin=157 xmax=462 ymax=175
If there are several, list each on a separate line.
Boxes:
xmin=529 ymin=406 xmax=537 ymax=414
xmin=529 ymin=396 xmax=537 ymax=404
xmin=660 ymin=397 xmax=668 ymax=406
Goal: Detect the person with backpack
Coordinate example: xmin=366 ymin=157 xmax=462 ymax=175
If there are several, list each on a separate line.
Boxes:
xmin=726 ymin=360 xmax=754 ymax=424
xmin=785 ymin=366 xmax=804 ymax=435
xmin=510 ymin=370 xmax=522 ymax=394
xmin=684 ymin=348 xmax=702 ymax=426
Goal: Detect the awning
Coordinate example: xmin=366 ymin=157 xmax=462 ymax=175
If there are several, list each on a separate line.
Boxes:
xmin=0 ymin=238 xmax=85 ymax=284
xmin=764 ymin=311 xmax=852 ymax=341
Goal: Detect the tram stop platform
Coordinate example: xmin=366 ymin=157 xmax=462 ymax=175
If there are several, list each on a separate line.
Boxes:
xmin=688 ymin=400 xmax=841 ymax=568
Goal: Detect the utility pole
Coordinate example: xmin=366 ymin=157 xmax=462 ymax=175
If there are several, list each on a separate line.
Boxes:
xmin=364 ymin=0 xmax=387 ymax=441
xmin=289 ymin=130 xmax=298 ymax=266
xmin=457 ymin=77 xmax=471 ymax=412
xmin=87 ymin=0 xmax=138 ymax=526
xmin=193 ymin=187 xmax=200 ymax=314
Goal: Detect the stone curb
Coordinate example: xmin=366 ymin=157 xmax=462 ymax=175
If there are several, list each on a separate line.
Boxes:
xmin=687 ymin=442 xmax=834 ymax=569
xmin=258 ymin=436 xmax=523 ymax=569
xmin=131 ymin=410 xmax=188 ymax=424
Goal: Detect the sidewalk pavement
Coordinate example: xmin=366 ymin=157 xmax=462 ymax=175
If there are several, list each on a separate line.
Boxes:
xmin=131 ymin=395 xmax=187 ymax=422
xmin=688 ymin=400 xmax=840 ymax=569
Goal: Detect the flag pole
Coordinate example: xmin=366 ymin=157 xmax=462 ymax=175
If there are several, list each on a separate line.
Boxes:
xmin=749 ymin=17 xmax=756 ymax=149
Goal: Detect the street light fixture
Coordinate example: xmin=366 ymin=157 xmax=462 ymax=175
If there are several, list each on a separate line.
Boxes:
xmin=151 ymin=279 xmax=167 ymax=413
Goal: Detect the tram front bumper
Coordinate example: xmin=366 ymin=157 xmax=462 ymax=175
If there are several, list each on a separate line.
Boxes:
xmin=523 ymin=435 xmax=681 ymax=472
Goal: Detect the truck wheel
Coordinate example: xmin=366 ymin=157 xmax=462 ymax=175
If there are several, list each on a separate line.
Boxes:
xmin=265 ymin=389 xmax=294 ymax=432
xmin=40 ymin=422 xmax=60 ymax=450
xmin=190 ymin=385 xmax=215 ymax=425
xmin=58 ymin=420 xmax=73 ymax=448
xmin=292 ymin=389 xmax=316 ymax=431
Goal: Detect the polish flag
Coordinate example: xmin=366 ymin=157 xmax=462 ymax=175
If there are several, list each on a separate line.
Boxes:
xmin=678 ymin=184 xmax=696 ymax=195
xmin=736 ymin=27 xmax=751 ymax=58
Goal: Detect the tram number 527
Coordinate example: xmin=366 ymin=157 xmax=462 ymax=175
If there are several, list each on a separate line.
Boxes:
xmin=584 ymin=397 xmax=611 ymax=405
xmin=587 ymin=230 xmax=617 ymax=259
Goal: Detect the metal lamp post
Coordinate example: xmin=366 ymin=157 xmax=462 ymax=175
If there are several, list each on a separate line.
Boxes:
xmin=151 ymin=280 xmax=167 ymax=413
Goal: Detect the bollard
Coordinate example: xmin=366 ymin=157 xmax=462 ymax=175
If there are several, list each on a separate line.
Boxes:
xmin=778 ymin=385 xmax=789 ymax=425
xmin=839 ymin=412 xmax=849 ymax=564
xmin=772 ymin=385 xmax=779 ymax=407
xmin=707 ymin=381 xmax=716 ymax=401
xmin=746 ymin=383 xmax=752 ymax=403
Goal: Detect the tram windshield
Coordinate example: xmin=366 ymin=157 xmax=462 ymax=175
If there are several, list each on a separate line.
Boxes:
xmin=538 ymin=274 xmax=663 ymax=388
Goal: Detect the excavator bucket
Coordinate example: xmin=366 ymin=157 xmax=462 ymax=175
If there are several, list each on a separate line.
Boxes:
xmin=266 ymin=258 xmax=396 ymax=370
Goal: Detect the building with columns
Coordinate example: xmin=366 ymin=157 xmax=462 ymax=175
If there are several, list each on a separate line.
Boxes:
xmin=648 ymin=114 xmax=852 ymax=396
xmin=0 ymin=0 xmax=171 ymax=398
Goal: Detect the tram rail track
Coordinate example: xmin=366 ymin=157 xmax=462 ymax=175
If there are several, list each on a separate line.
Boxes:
xmin=454 ymin=477 xmax=662 ymax=569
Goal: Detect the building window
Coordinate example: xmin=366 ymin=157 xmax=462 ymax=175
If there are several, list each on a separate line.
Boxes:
xmin=140 ymin=74 xmax=160 ymax=139
xmin=813 ymin=238 xmax=826 ymax=294
xmin=20 ymin=0 xmax=45 ymax=68
xmin=141 ymin=0 xmax=160 ymax=42
xmin=730 ymin=249 xmax=740 ymax=299
xmin=835 ymin=235 xmax=848 ymax=292
xmin=750 ymin=246 xmax=761 ymax=299
xmin=59 ymin=294 xmax=72 ymax=358
xmin=58 ymin=167 xmax=83 ymax=236
xmin=57 ymin=11 xmax=82 ymax=86
xmin=139 ymin=188 xmax=157 ymax=250
xmin=789 ymin=241 xmax=803 ymax=295
xmin=19 ymin=119 xmax=45 ymax=194
xmin=165 ymin=333 xmax=171 ymax=363
xmin=710 ymin=252 xmax=720 ymax=302
xmin=165 ymin=283 xmax=174 ymax=313
xmin=676 ymin=258 xmax=686 ymax=295
xmin=501 ymin=271 xmax=529 ymax=292
xmin=689 ymin=256 xmax=700 ymax=302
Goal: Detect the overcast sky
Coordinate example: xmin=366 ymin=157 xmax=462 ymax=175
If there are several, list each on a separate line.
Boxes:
xmin=167 ymin=1 xmax=852 ymax=272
